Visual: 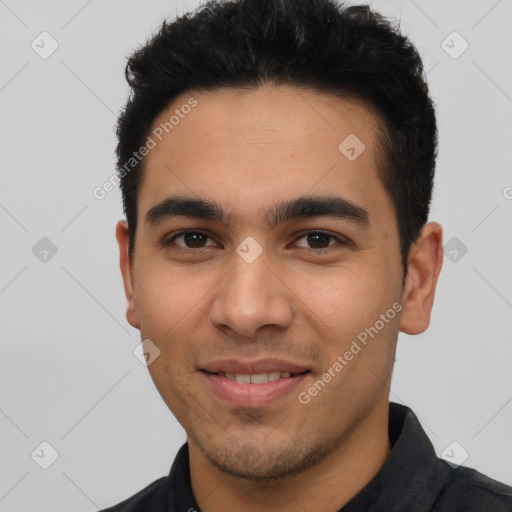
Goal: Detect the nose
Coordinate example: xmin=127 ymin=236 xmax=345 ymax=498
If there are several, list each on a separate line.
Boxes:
xmin=209 ymin=253 xmax=294 ymax=339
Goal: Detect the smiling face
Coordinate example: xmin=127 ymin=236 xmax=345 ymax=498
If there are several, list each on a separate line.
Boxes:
xmin=116 ymin=85 xmax=439 ymax=482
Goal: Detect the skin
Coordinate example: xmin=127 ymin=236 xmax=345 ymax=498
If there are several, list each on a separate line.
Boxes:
xmin=116 ymin=85 xmax=443 ymax=511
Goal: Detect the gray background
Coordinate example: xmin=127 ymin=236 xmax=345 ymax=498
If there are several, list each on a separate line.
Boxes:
xmin=1 ymin=0 xmax=511 ymax=510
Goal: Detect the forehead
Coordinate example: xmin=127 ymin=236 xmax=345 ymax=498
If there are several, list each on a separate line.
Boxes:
xmin=138 ymin=85 xmax=392 ymax=225
xmin=150 ymin=85 xmax=381 ymax=157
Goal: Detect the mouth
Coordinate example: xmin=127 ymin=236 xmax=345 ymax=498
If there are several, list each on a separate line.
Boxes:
xmin=202 ymin=370 xmax=308 ymax=383
xmin=200 ymin=368 xmax=311 ymax=407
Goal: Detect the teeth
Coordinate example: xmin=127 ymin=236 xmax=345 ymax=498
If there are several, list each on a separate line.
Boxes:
xmin=250 ymin=373 xmax=268 ymax=384
xmin=221 ymin=371 xmax=297 ymax=383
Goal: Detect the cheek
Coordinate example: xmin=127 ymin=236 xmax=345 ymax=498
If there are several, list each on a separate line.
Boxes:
xmin=134 ymin=264 xmax=212 ymax=413
xmin=303 ymin=276 xmax=400 ymax=406
xmin=296 ymin=266 xmax=401 ymax=374
xmin=297 ymin=270 xmax=391 ymax=332
xmin=133 ymin=260 xmax=217 ymax=338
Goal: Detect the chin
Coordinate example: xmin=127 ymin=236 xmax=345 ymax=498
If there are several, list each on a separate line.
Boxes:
xmin=193 ymin=432 xmax=333 ymax=481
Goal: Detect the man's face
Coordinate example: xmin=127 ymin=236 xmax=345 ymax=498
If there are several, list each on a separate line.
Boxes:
xmin=120 ymin=85 xmax=408 ymax=478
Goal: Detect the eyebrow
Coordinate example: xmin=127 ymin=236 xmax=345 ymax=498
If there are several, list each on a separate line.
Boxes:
xmin=144 ymin=195 xmax=369 ymax=228
xmin=267 ymin=196 xmax=369 ymax=228
xmin=145 ymin=197 xmax=226 ymax=225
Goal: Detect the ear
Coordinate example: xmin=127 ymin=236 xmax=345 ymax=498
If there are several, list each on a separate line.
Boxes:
xmin=116 ymin=220 xmax=140 ymax=330
xmin=399 ymin=222 xmax=443 ymax=335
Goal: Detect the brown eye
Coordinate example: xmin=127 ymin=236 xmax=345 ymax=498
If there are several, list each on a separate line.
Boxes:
xmin=168 ymin=231 xmax=215 ymax=249
xmin=295 ymin=231 xmax=343 ymax=249
xmin=307 ymin=233 xmax=332 ymax=249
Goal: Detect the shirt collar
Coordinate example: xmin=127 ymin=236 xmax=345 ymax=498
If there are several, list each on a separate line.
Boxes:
xmin=339 ymin=402 xmax=450 ymax=511
xmin=164 ymin=402 xmax=450 ymax=512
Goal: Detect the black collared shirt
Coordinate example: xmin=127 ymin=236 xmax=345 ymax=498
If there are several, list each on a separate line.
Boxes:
xmin=101 ymin=403 xmax=512 ymax=511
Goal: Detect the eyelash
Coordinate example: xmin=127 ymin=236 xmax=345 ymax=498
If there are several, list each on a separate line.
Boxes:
xmin=163 ymin=230 xmax=348 ymax=252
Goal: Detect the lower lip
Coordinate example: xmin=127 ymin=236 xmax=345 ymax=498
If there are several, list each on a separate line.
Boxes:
xmin=201 ymin=371 xmax=309 ymax=407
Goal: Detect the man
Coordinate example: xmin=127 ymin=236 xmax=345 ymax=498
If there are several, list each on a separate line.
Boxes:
xmin=104 ymin=0 xmax=512 ymax=510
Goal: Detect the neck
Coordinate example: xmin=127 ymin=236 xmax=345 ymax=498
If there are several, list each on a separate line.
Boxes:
xmin=189 ymin=402 xmax=391 ymax=512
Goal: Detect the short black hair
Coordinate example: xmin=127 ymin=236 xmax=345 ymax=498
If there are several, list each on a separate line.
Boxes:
xmin=116 ymin=0 xmax=437 ymax=274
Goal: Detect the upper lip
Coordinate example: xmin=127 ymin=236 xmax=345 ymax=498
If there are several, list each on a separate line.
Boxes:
xmin=201 ymin=358 xmax=309 ymax=375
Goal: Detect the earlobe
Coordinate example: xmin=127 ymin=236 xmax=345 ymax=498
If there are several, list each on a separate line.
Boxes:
xmin=115 ymin=220 xmax=140 ymax=330
xmin=399 ymin=222 xmax=443 ymax=335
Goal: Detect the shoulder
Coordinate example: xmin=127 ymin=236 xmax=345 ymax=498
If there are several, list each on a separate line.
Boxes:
xmin=100 ymin=477 xmax=167 ymax=512
xmin=434 ymin=462 xmax=512 ymax=511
